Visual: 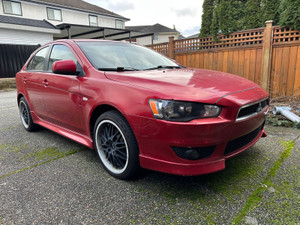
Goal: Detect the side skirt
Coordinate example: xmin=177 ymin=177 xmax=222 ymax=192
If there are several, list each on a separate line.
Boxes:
xmin=31 ymin=111 xmax=94 ymax=149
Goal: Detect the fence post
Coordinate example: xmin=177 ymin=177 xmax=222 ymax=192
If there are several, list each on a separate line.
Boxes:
xmin=261 ymin=20 xmax=273 ymax=92
xmin=168 ymin=36 xmax=175 ymax=59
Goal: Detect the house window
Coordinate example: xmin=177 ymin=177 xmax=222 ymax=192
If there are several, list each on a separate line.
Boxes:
xmin=153 ymin=34 xmax=159 ymax=40
xmin=3 ymin=0 xmax=22 ymax=15
xmin=47 ymin=7 xmax=62 ymax=21
xmin=89 ymin=15 xmax=98 ymax=26
xmin=115 ymin=20 xmax=123 ymax=29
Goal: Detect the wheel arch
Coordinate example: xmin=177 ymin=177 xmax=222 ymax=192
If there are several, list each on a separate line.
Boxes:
xmin=17 ymin=93 xmax=25 ymax=104
xmin=89 ymin=104 xmax=123 ymax=138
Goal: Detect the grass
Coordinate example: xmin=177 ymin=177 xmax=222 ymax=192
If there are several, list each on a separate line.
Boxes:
xmin=232 ymin=140 xmax=295 ymax=224
xmin=0 ymin=149 xmax=79 ymax=179
xmin=266 ymin=114 xmax=300 ymax=129
xmin=23 ymin=147 xmax=64 ymax=161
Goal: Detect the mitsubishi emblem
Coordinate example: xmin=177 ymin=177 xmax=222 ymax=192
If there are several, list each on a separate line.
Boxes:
xmin=257 ymin=102 xmax=263 ymax=112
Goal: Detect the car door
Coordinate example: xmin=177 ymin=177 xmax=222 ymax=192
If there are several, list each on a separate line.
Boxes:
xmin=24 ymin=46 xmax=50 ymax=120
xmin=42 ymin=44 xmax=85 ymax=133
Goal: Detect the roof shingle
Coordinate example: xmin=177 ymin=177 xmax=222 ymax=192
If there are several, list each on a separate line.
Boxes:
xmin=0 ymin=15 xmax=58 ymax=29
xmin=126 ymin=23 xmax=178 ymax=33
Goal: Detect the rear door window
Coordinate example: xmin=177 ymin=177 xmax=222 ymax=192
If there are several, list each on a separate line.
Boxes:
xmin=27 ymin=46 xmax=50 ymax=71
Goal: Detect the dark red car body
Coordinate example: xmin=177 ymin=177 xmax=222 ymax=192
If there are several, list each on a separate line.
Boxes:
xmin=16 ymin=40 xmax=269 ymax=177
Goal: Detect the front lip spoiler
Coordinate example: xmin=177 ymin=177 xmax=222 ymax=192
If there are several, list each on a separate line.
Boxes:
xmin=139 ymin=155 xmax=225 ymax=176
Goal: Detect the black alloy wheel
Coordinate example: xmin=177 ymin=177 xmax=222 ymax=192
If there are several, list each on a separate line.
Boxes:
xmin=94 ymin=110 xmax=140 ymax=179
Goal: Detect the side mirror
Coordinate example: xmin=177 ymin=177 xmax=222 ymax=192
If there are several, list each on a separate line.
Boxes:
xmin=52 ymin=60 xmax=79 ymax=75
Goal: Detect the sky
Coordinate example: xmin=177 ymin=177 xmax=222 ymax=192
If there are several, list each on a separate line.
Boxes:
xmin=83 ymin=0 xmax=204 ymax=37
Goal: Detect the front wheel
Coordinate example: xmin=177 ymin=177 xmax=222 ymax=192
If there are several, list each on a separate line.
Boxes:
xmin=93 ymin=111 xmax=140 ymax=180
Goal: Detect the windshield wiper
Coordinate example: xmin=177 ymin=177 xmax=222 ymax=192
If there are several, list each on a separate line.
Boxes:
xmin=144 ymin=65 xmax=183 ymax=71
xmin=98 ymin=67 xmax=140 ymax=71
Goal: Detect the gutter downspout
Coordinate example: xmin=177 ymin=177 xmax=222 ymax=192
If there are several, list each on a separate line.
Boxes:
xmin=273 ymin=106 xmax=300 ymax=123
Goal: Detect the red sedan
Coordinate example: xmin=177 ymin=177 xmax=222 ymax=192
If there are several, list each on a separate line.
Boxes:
xmin=16 ymin=40 xmax=269 ymax=179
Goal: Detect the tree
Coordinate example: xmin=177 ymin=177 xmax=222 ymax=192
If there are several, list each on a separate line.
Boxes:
xmin=200 ymin=0 xmax=215 ymax=37
xmin=216 ymin=0 xmax=245 ymax=35
xmin=200 ymin=0 xmax=300 ymax=38
xmin=243 ymin=0 xmax=263 ymax=29
xmin=261 ymin=0 xmax=280 ymax=24
xmin=279 ymin=0 xmax=300 ymax=30
xmin=211 ymin=0 xmax=220 ymax=39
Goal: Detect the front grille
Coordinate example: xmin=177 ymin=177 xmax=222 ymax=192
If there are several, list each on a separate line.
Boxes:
xmin=237 ymin=98 xmax=269 ymax=121
xmin=224 ymin=123 xmax=264 ymax=155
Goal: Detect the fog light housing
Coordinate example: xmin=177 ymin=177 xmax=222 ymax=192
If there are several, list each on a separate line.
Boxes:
xmin=172 ymin=146 xmax=215 ymax=160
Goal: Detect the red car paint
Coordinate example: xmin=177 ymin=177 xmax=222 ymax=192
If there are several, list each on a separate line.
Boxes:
xmin=16 ymin=39 xmax=269 ymax=176
xmin=52 ymin=60 xmax=77 ymax=74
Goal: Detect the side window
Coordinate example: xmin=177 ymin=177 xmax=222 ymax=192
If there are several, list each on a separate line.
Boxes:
xmin=27 ymin=46 xmax=49 ymax=71
xmin=48 ymin=45 xmax=78 ymax=71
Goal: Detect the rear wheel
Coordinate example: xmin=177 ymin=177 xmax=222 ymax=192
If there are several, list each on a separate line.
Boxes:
xmin=93 ymin=111 xmax=140 ymax=180
xmin=19 ymin=97 xmax=37 ymax=132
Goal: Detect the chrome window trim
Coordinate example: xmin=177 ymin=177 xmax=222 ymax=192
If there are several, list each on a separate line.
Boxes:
xmin=236 ymin=97 xmax=269 ymax=122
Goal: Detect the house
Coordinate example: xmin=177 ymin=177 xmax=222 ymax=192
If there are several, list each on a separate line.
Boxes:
xmin=0 ymin=0 xmax=130 ymax=46
xmin=125 ymin=23 xmax=180 ymax=45
xmin=186 ymin=33 xmax=200 ymax=39
xmin=0 ymin=0 xmax=152 ymax=78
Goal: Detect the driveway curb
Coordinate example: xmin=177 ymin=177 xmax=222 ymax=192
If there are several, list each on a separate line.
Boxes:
xmin=0 ymin=78 xmax=16 ymax=90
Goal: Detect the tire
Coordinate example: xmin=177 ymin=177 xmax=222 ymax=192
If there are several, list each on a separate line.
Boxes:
xmin=93 ymin=110 xmax=140 ymax=180
xmin=19 ymin=97 xmax=37 ymax=132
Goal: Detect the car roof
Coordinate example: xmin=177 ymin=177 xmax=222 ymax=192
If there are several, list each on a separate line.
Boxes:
xmin=50 ymin=39 xmax=127 ymax=45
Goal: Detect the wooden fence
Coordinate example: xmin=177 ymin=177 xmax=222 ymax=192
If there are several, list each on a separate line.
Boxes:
xmin=147 ymin=21 xmax=300 ymax=98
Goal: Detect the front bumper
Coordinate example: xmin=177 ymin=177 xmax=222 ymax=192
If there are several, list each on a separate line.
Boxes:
xmin=126 ymin=109 xmax=267 ymax=176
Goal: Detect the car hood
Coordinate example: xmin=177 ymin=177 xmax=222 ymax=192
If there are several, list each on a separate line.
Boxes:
xmin=104 ymin=68 xmax=260 ymax=104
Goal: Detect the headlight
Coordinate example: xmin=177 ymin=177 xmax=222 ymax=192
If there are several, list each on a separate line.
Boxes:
xmin=149 ymin=99 xmax=222 ymax=122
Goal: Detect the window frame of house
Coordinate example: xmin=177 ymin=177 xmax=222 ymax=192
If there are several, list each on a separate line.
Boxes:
xmin=89 ymin=15 xmax=98 ymax=27
xmin=46 ymin=7 xmax=62 ymax=21
xmin=2 ymin=0 xmax=22 ymax=16
xmin=115 ymin=20 xmax=123 ymax=29
xmin=153 ymin=34 xmax=159 ymax=41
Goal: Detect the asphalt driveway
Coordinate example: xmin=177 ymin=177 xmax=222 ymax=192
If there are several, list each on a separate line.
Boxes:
xmin=0 ymin=90 xmax=299 ymax=224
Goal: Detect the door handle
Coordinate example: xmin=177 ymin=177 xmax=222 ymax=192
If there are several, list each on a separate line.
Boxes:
xmin=23 ymin=76 xmax=27 ymax=84
xmin=42 ymin=79 xmax=49 ymax=87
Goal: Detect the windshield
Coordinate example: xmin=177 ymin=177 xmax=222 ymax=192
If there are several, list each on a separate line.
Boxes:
xmin=76 ymin=41 xmax=180 ymax=71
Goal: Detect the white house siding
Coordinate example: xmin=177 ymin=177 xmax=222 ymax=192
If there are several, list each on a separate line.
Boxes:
xmin=136 ymin=33 xmax=180 ymax=46
xmin=136 ymin=36 xmax=152 ymax=46
xmin=0 ymin=1 xmax=122 ymax=29
xmin=20 ymin=2 xmax=46 ymax=21
xmin=0 ymin=28 xmax=53 ymax=45
xmin=50 ymin=8 xmax=90 ymax=26
xmin=158 ymin=34 xmax=179 ymax=43
xmin=100 ymin=17 xmax=118 ymax=28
